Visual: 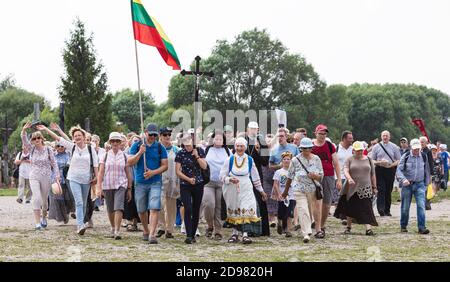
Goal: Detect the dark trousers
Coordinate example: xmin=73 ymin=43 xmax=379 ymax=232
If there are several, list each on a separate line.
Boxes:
xmin=375 ymin=166 xmax=396 ymax=215
xmin=83 ymin=188 xmax=94 ymax=224
xmin=253 ymin=187 xmax=270 ymax=236
xmin=180 ymin=184 xmax=204 ymax=238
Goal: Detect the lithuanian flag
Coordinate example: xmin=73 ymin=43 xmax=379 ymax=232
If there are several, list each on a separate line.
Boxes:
xmin=131 ymin=0 xmax=181 ymax=70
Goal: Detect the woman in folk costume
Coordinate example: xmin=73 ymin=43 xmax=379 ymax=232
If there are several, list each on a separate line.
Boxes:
xmin=220 ymin=137 xmax=268 ymax=244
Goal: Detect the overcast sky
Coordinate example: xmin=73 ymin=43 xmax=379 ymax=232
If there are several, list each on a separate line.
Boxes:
xmin=1 ymin=0 xmax=449 ymax=107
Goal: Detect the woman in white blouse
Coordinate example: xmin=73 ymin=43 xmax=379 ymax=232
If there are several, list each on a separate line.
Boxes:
xmin=38 ymin=125 xmax=99 ymax=235
xmin=219 ymin=137 xmax=268 ymax=245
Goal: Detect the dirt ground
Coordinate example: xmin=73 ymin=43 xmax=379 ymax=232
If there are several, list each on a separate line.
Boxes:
xmin=0 ymin=196 xmax=449 ymax=262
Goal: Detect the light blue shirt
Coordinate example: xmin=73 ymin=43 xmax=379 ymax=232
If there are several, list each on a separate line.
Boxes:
xmin=206 ymin=147 xmax=230 ymax=182
xmin=396 ymin=152 xmax=430 ymax=185
xmin=269 ymin=143 xmax=299 ymax=165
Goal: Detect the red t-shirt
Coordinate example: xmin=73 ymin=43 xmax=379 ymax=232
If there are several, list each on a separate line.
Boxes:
xmin=312 ymin=141 xmax=336 ymax=176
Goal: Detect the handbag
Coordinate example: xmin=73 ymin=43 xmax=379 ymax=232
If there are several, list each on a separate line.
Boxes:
xmin=296 ymin=156 xmax=323 ymax=200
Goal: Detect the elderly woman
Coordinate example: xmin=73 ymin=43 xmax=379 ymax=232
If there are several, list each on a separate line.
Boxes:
xmin=175 ymin=133 xmax=208 ymax=244
xmin=96 ymin=132 xmax=133 ymax=240
xmin=282 ymin=138 xmax=323 ymax=242
xmin=39 ymin=125 xmax=99 ymax=235
xmin=220 ymin=137 xmax=268 ymax=245
xmin=21 ymin=122 xmax=60 ymax=230
xmin=334 ymin=141 xmax=378 ymax=235
xmin=48 ymin=140 xmax=75 ymax=224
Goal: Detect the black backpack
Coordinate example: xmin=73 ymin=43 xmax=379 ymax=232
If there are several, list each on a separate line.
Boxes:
xmin=13 ymin=152 xmax=22 ymax=179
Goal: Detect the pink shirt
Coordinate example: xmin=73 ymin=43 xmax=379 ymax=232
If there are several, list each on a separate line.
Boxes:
xmin=100 ymin=150 xmax=129 ymax=190
xmin=21 ymin=133 xmax=59 ymax=180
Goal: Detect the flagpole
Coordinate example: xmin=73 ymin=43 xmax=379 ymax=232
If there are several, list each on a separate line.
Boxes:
xmin=131 ymin=0 xmax=147 ymax=171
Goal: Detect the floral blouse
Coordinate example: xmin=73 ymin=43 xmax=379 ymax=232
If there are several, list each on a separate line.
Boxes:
xmin=21 ymin=133 xmax=59 ymax=180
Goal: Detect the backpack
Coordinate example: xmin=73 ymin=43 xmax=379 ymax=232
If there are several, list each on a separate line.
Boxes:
xmin=13 ymin=152 xmax=22 ymax=179
xmin=103 ymin=150 xmax=127 ymax=166
xmin=228 ymin=155 xmax=254 ymax=176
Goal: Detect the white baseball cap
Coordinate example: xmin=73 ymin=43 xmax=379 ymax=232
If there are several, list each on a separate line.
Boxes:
xmin=410 ymin=138 xmax=421 ymax=150
xmin=439 ymin=144 xmax=447 ymax=150
xmin=248 ymin=121 xmax=259 ymax=129
xmin=109 ymin=132 xmax=123 ymax=141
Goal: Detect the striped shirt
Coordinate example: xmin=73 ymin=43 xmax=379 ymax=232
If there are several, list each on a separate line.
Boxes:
xmin=100 ymin=150 xmax=128 ymax=190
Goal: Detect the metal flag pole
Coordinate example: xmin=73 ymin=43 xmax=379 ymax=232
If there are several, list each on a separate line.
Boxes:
xmin=131 ymin=0 xmax=147 ymax=171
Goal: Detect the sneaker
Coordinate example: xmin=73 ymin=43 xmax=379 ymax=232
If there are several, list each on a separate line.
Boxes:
xmin=156 ymin=230 xmax=165 ymax=238
xmin=400 ymin=227 xmax=408 ymax=233
xmin=205 ymin=228 xmax=213 ymax=238
xmin=86 ymin=220 xmax=94 ymax=229
xmin=148 ymin=237 xmax=158 ymax=244
xmin=195 ymin=228 xmax=201 ymax=237
xmin=40 ymin=218 xmax=48 ymax=228
xmin=142 ymin=234 xmax=149 ymax=241
xmin=165 ymin=232 xmax=174 ymax=239
xmin=114 ymin=233 xmax=122 ymax=240
xmin=70 ymin=213 xmax=76 ymax=219
xmin=185 ymin=237 xmax=193 ymax=244
xmin=270 ymin=222 xmax=276 ymax=228
xmin=303 ymin=235 xmax=310 ymax=243
xmin=105 ymin=228 xmax=115 ymax=238
xmin=285 ymin=232 xmax=292 ymax=238
xmin=35 ymin=224 xmax=43 ymax=231
xmin=16 ymin=198 xmax=23 ymax=204
xmin=181 ymin=224 xmax=186 ymax=234
xmin=25 ymin=200 xmax=31 ymax=204
xmin=418 ymin=228 xmax=430 ymax=235
xmin=277 ymin=224 xmax=283 ymax=235
xmin=77 ymin=226 xmax=86 ymax=236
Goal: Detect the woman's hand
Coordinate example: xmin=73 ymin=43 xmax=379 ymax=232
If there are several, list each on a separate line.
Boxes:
xmin=189 ymin=177 xmax=196 ymax=185
xmin=22 ymin=121 xmax=32 ymax=132
xmin=348 ymin=178 xmax=356 ymax=186
xmin=96 ymin=187 xmax=103 ymax=199
xmin=260 ymin=191 xmax=268 ymax=201
xmin=36 ymin=125 xmax=48 ymax=131
xmin=230 ymin=177 xmax=239 ymax=184
xmin=127 ymin=189 xmax=132 ymax=203
xmin=50 ymin=122 xmax=61 ymax=132
xmin=192 ymin=149 xmax=199 ymax=158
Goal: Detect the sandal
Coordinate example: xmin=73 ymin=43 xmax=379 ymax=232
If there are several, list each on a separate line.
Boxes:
xmin=205 ymin=228 xmax=213 ymax=238
xmin=314 ymin=230 xmax=325 ymax=239
xmin=227 ymin=234 xmax=239 ymax=243
xmin=214 ymin=233 xmax=223 ymax=241
xmin=242 ymin=236 xmax=252 ymax=245
xmin=366 ymin=229 xmax=375 ymax=236
xmin=127 ymin=224 xmax=139 ymax=232
xmin=344 ymin=227 xmax=351 ymax=235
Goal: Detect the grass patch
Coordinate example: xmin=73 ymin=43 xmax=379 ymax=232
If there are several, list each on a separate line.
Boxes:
xmin=391 ymin=186 xmax=450 ymax=203
xmin=0 ymin=188 xmax=17 ymax=197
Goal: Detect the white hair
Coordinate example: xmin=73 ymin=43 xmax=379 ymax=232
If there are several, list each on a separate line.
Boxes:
xmin=234 ymin=137 xmax=248 ymax=148
xmin=419 ymin=136 xmax=428 ymax=143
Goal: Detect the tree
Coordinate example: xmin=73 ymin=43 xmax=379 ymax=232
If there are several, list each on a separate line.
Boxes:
xmin=167 ymin=28 xmax=325 ymax=115
xmin=59 ymin=18 xmax=112 ymax=141
xmin=0 ymin=74 xmax=16 ymax=92
xmin=111 ymin=88 xmax=156 ymax=133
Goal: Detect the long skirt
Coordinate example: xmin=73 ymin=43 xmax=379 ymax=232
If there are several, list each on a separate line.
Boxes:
xmin=48 ymin=182 xmax=75 ymax=223
xmin=262 ymin=165 xmax=278 ymax=215
xmin=223 ymin=175 xmax=260 ymax=233
xmin=334 ymin=194 xmax=378 ymax=226
xmin=123 ymin=183 xmax=140 ymax=221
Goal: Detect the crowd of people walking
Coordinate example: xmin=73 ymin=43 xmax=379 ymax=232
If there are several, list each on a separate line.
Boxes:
xmin=13 ymin=120 xmax=449 ymax=244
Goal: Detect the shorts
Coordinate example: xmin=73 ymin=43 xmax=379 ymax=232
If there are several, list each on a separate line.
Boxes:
xmin=135 ymin=181 xmax=162 ymax=213
xmin=104 ymin=187 xmax=126 ymax=212
xmin=321 ymin=176 xmax=336 ymax=205
xmin=277 ymin=200 xmax=296 ymax=220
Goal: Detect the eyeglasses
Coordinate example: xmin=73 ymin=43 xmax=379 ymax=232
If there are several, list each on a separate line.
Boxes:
xmin=161 ymin=133 xmax=171 ymax=137
xmin=55 ymin=145 xmax=64 ymax=148
xmin=149 ymin=134 xmax=158 ymax=137
xmin=31 ymin=137 xmax=42 ymax=141
xmin=317 ymin=132 xmax=327 ymax=136
xmin=110 ymin=139 xmax=121 ymax=143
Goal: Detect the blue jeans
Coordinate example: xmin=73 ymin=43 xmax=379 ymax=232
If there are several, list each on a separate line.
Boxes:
xmin=135 ymin=182 xmax=162 ymax=213
xmin=400 ymin=181 xmax=426 ymax=230
xmin=69 ymin=180 xmax=91 ymax=227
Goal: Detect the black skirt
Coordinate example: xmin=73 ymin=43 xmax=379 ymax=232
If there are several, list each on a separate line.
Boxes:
xmin=334 ymin=194 xmax=378 ymax=226
xmin=123 ymin=184 xmax=140 ymax=221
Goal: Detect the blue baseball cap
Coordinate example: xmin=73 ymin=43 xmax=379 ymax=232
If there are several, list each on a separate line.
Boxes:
xmin=146 ymin=123 xmax=159 ymax=135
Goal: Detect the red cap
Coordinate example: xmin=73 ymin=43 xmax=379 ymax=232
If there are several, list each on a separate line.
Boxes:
xmin=315 ymin=124 xmax=329 ymax=133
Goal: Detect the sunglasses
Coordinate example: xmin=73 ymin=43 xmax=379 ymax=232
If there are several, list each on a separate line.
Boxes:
xmin=110 ymin=139 xmax=121 ymax=143
xmin=31 ymin=137 xmax=42 ymax=141
xmin=56 ymin=145 xmax=64 ymax=148
xmin=161 ymin=133 xmax=171 ymax=137
xmin=301 ymin=147 xmax=312 ymax=150
xmin=317 ymin=132 xmax=327 ymax=136
xmin=149 ymin=134 xmax=158 ymax=137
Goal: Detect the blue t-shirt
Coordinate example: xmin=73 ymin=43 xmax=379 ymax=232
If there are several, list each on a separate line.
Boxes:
xmin=440 ymin=151 xmax=449 ymax=172
xmin=269 ymin=143 xmax=300 ymax=165
xmin=129 ymin=141 xmax=168 ymax=184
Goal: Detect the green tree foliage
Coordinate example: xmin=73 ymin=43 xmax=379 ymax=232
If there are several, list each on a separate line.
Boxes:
xmin=59 ymin=18 xmax=112 ymax=141
xmin=8 ymin=107 xmax=59 ymax=151
xmin=167 ymin=28 xmax=325 ymax=115
xmin=111 ymin=88 xmax=156 ymax=133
